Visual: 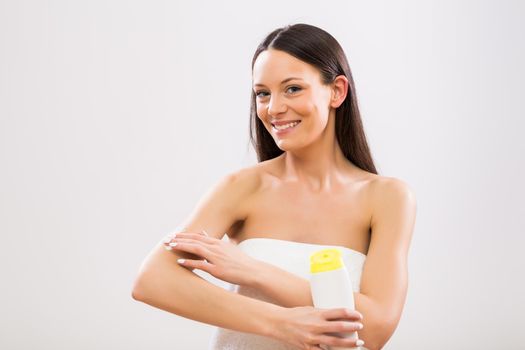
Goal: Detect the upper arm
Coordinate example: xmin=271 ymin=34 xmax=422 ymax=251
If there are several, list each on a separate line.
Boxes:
xmin=174 ymin=168 xmax=258 ymax=240
xmin=132 ymin=168 xmax=258 ymax=297
xmin=360 ymin=177 xmax=417 ymax=326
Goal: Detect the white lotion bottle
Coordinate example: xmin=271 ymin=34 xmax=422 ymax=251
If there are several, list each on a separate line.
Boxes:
xmin=309 ymin=248 xmax=362 ymax=350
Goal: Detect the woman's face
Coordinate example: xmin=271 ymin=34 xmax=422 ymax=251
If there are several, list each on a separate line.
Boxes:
xmin=252 ymin=48 xmax=335 ymax=151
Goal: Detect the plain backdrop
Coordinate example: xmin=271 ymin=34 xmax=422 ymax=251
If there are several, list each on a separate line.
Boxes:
xmin=1 ymin=0 xmax=524 ymax=349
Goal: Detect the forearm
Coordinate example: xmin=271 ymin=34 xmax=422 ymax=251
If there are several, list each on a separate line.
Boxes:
xmin=251 ymin=260 xmax=313 ymax=307
xmin=132 ymin=242 xmax=283 ymax=337
xmin=251 ymin=260 xmax=394 ymax=350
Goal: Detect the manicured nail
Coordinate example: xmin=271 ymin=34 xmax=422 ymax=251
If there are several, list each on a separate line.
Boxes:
xmin=177 ymin=259 xmax=185 ymax=264
xmin=357 ymin=323 xmax=363 ymax=330
xmin=164 ymin=246 xmax=172 ymax=251
xmin=201 ymin=230 xmax=209 ymax=236
xmin=169 ymin=242 xmax=178 ymax=247
xmin=356 ymin=339 xmax=364 ymax=346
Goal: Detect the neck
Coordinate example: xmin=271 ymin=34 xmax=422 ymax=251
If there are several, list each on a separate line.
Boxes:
xmin=279 ymin=112 xmax=358 ymax=192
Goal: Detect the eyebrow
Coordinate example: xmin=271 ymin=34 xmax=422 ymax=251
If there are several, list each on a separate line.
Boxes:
xmin=253 ymin=77 xmax=303 ymax=87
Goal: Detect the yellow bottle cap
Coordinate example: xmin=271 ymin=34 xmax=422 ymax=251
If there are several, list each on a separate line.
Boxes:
xmin=310 ymin=248 xmax=343 ymax=273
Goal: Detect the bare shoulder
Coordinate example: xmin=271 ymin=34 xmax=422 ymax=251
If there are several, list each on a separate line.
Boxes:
xmin=366 ymin=175 xmax=417 ymax=255
xmin=210 ymin=158 xmax=279 ymax=208
xmin=225 ymin=157 xmax=281 ymax=190
xmin=176 ymin=162 xmax=269 ymax=239
xmin=216 ymin=165 xmax=263 ymax=198
xmin=368 ymin=175 xmax=417 ymax=207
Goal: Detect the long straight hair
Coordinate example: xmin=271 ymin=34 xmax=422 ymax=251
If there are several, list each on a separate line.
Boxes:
xmin=249 ymin=23 xmax=378 ymax=174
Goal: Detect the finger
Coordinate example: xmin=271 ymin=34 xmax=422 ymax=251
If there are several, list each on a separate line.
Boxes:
xmin=321 ymin=308 xmax=363 ymax=321
xmin=169 ymin=237 xmax=214 ymax=246
xmin=167 ymin=238 xmax=216 ymax=256
xmin=168 ymin=242 xmax=211 ymax=258
xmin=164 ymin=238 xmax=214 ymax=256
xmin=164 ymin=238 xmax=214 ymax=260
xmin=163 ymin=234 xmax=195 ymax=245
xmin=317 ymin=320 xmax=363 ymax=334
xmin=177 ymin=258 xmax=214 ymax=272
xmin=308 ymin=343 xmax=329 ymax=350
xmin=162 ymin=226 xmax=189 ymax=244
xmin=315 ymin=334 xmax=364 ymax=348
xmin=163 ymin=232 xmax=177 ymax=244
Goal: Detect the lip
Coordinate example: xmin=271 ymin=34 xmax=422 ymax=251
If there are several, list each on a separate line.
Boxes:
xmin=271 ymin=120 xmax=301 ymax=127
xmin=272 ymin=120 xmax=301 ymax=136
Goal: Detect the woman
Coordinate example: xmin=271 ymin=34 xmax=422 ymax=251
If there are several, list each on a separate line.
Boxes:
xmin=132 ymin=23 xmax=417 ymax=350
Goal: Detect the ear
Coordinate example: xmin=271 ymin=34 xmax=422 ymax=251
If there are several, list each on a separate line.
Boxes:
xmin=330 ymin=75 xmax=349 ymax=108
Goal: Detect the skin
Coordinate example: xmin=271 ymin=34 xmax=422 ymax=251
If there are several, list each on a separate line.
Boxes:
xmin=133 ymin=48 xmax=417 ymax=350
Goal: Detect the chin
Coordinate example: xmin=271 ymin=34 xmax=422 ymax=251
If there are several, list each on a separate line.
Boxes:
xmin=274 ymin=139 xmax=303 ymax=152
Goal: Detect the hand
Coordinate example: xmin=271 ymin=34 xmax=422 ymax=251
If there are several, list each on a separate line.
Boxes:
xmin=273 ymin=306 xmax=365 ymax=350
xmin=163 ymin=231 xmax=261 ymax=286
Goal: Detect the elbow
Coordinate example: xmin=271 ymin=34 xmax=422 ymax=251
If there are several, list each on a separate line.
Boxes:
xmin=365 ymin=314 xmax=400 ymax=350
xmin=131 ymin=275 xmax=149 ymax=302
xmin=131 ymin=286 xmax=143 ymax=301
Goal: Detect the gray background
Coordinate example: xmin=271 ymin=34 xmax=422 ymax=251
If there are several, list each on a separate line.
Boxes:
xmin=1 ymin=0 xmax=524 ymax=349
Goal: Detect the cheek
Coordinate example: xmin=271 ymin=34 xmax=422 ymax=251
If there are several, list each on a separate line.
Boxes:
xmin=291 ymin=95 xmax=327 ymax=124
xmin=256 ymin=105 xmax=273 ymax=132
xmin=256 ymin=104 xmax=268 ymax=122
xmin=309 ymin=92 xmax=331 ymax=120
xmin=289 ymin=97 xmax=315 ymax=116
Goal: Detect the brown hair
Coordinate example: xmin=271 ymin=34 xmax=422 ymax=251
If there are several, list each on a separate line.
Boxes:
xmin=249 ymin=23 xmax=378 ymax=174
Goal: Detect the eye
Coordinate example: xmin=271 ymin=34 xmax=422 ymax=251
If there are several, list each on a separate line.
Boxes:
xmin=255 ymin=90 xmax=269 ymax=98
xmin=286 ymin=86 xmax=302 ymax=94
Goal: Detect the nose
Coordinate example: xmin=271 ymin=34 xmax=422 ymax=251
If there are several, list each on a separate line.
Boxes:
xmin=267 ymin=94 xmax=287 ymax=116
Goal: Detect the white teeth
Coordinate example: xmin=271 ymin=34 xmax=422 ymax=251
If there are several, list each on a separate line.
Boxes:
xmin=273 ymin=121 xmax=300 ymax=131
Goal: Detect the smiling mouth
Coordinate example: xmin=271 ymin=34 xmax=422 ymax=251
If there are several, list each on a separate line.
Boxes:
xmin=272 ymin=121 xmax=301 ymax=131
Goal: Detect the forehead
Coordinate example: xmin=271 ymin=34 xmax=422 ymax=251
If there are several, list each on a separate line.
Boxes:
xmin=252 ymin=48 xmax=322 ymax=86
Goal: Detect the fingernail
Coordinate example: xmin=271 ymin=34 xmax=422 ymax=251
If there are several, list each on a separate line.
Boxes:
xmin=177 ymin=259 xmax=185 ymax=264
xmin=164 ymin=246 xmax=172 ymax=251
xmin=201 ymin=230 xmax=209 ymax=236
xmin=357 ymin=323 xmax=363 ymax=330
xmin=169 ymin=242 xmax=178 ymax=247
xmin=356 ymin=340 xmax=364 ymax=346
